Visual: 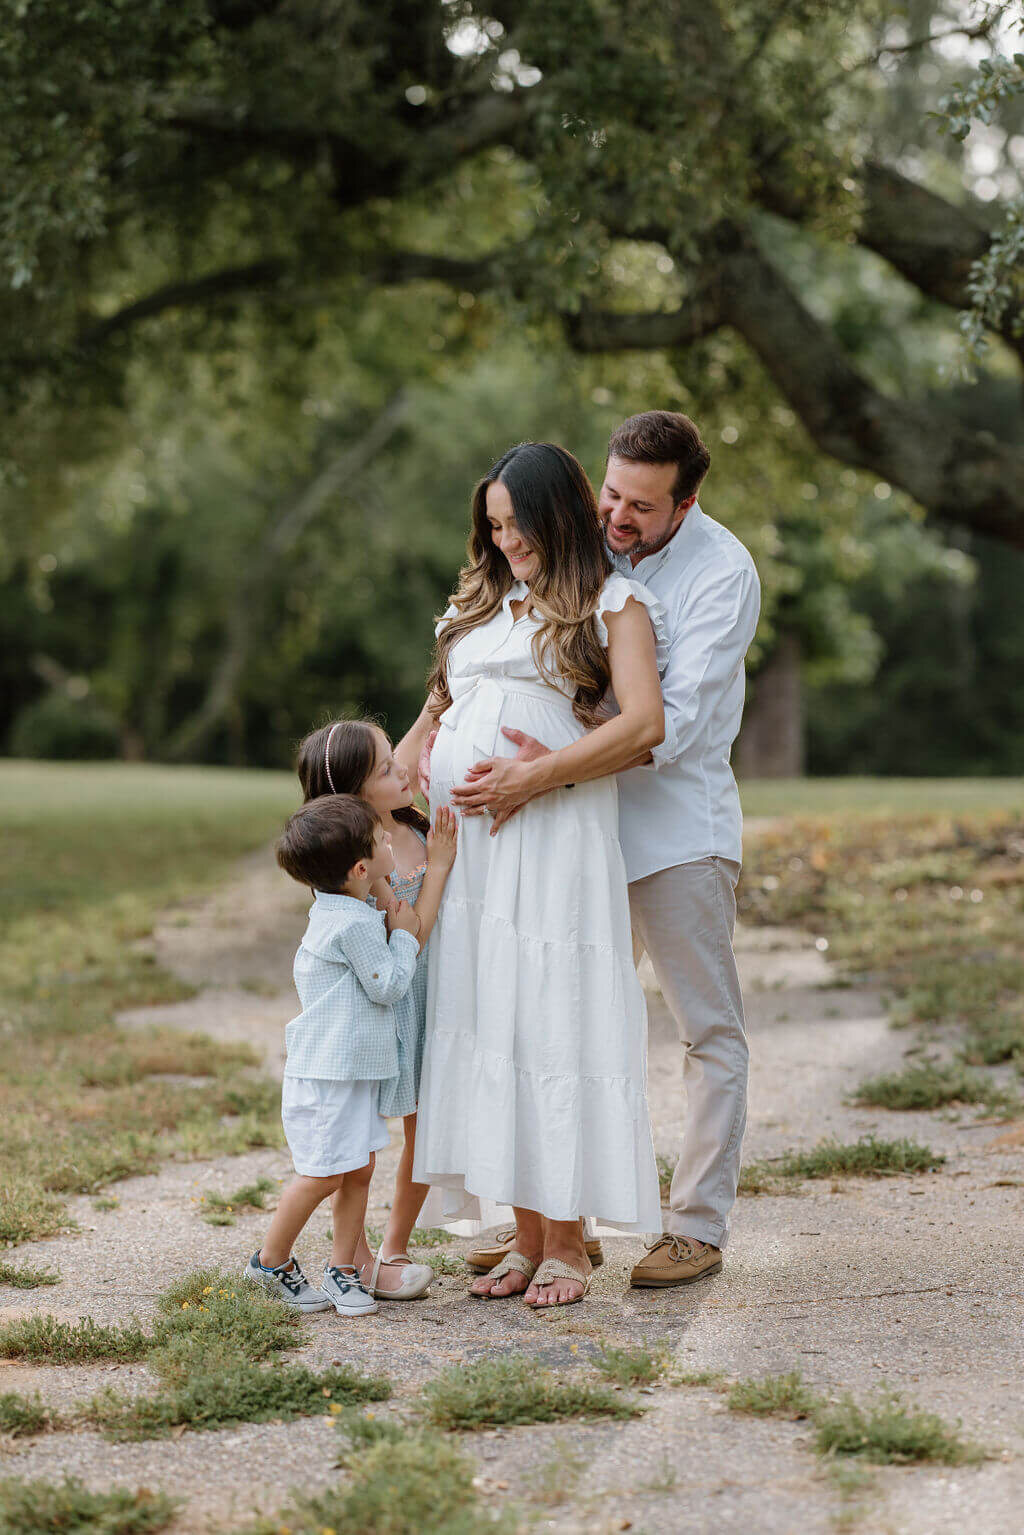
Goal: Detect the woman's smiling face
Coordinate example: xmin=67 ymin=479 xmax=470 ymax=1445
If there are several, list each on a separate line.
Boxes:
xmin=486 ymin=480 xmax=540 ymax=583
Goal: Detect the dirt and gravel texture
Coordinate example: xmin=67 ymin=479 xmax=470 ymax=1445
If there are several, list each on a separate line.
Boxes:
xmin=3 ymin=836 xmax=1023 ymax=1534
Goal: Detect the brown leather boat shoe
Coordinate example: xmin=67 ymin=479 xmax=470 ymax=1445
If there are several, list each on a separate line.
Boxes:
xmin=467 ymin=1224 xmax=604 ymax=1273
xmin=629 ymin=1232 xmax=722 ymax=1288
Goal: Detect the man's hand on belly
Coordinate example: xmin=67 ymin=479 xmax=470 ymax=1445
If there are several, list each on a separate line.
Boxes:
xmin=450 ymin=728 xmax=553 ymax=834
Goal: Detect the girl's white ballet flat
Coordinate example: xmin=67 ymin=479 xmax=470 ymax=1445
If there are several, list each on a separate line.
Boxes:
xmin=363 ymin=1250 xmax=433 ymax=1300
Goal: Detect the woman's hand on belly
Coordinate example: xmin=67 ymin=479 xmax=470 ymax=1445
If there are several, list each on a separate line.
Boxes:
xmin=450 ymin=727 xmax=553 ymax=833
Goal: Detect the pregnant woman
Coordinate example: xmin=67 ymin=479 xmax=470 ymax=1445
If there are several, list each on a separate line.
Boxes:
xmin=399 ymin=442 xmax=666 ymax=1306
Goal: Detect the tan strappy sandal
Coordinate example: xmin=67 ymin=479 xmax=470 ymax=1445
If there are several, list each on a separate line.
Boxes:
xmin=469 ymin=1250 xmax=537 ymax=1299
xmin=525 ymin=1258 xmax=591 ymax=1307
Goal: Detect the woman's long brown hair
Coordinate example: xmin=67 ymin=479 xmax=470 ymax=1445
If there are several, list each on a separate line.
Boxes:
xmin=296 ymin=720 xmax=429 ymax=833
xmin=427 ymin=443 xmax=613 ymax=728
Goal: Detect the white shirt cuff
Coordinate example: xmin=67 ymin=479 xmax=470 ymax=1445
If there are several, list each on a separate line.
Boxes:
xmin=650 ymin=714 xmax=679 ymax=771
xmin=389 ymin=929 xmax=420 ymax=958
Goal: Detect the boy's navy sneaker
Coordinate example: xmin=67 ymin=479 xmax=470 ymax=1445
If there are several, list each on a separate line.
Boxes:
xmin=321 ymin=1263 xmax=378 ymax=1316
xmin=243 ymin=1251 xmax=332 ymax=1311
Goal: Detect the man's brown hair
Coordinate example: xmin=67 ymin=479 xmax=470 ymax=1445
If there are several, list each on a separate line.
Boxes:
xmin=276 ymin=794 xmax=379 ymax=893
xmin=607 ymin=410 xmax=710 ymax=502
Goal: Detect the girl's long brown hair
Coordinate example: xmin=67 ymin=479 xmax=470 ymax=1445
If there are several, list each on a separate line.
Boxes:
xmin=427 ymin=443 xmax=613 ymax=728
xmin=297 ymin=720 xmax=429 ymax=833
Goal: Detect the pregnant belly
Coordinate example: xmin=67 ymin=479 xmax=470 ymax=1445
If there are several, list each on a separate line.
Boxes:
xmin=431 ymin=677 xmax=580 ymax=802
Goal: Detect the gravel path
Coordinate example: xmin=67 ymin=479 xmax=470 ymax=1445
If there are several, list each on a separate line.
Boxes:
xmin=2 ymin=840 xmax=1022 ymax=1533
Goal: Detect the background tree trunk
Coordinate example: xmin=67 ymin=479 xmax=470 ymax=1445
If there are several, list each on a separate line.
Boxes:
xmin=735 ymin=631 xmax=805 ymax=779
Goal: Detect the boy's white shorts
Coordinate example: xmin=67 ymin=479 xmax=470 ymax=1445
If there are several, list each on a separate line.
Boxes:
xmin=281 ymin=1076 xmax=390 ymax=1177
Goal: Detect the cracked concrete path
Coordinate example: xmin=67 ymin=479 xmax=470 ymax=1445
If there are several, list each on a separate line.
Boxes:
xmin=2 ymin=836 xmax=1022 ymax=1534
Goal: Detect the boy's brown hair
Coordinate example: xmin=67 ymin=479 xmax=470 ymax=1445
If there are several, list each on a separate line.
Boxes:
xmin=276 ymin=794 xmax=379 ymax=893
xmin=607 ymin=410 xmax=710 ymax=502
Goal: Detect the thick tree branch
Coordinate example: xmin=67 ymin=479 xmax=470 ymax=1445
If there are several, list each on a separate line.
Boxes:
xmin=714 ymin=226 xmax=1024 ymax=546
xmin=758 ymin=159 xmax=1024 ymax=359
xmin=77 ymin=261 xmax=288 ymax=349
xmin=69 ymin=249 xmax=497 ymax=356
xmin=567 ymin=289 xmax=723 ymax=352
xmin=165 ymin=86 xmax=538 ymax=215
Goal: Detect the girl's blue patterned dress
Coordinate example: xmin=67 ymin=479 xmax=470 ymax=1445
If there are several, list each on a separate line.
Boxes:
xmin=377 ymin=829 xmax=428 ymax=1118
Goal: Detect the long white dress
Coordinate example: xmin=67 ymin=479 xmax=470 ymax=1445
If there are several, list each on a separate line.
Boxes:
xmin=412 ymin=571 xmax=666 ymax=1233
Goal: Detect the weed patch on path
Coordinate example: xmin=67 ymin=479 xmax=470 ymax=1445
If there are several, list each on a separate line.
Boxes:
xmin=87 ymin=1360 xmax=390 ymax=1441
xmin=198 ymin=1177 xmax=276 ymax=1226
xmin=728 ymin=1371 xmax=817 ymax=1419
xmin=242 ymin=1429 xmax=512 ymax=1535
xmin=0 ymin=1476 xmax=178 ymax=1534
xmin=0 ymin=1260 xmax=59 ymax=1290
xmin=422 ymin=1355 xmax=642 ymax=1431
xmin=814 ymin=1389 xmax=984 ymax=1465
xmin=740 ymin=1135 xmax=943 ymax=1193
xmin=595 ymin=1342 xmax=667 ymax=1386
xmin=0 ymin=1314 xmax=149 ymax=1365
xmin=726 ymin=1372 xmax=984 ymax=1468
xmin=853 ymin=1062 xmax=1017 ymax=1115
xmin=0 ymin=1391 xmax=60 ymax=1438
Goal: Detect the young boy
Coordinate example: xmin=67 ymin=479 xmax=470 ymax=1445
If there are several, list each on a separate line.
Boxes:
xmin=244 ymin=794 xmax=437 ymax=1317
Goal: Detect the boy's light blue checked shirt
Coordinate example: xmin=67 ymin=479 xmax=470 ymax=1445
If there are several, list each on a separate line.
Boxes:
xmin=283 ymin=892 xmax=419 ymax=1082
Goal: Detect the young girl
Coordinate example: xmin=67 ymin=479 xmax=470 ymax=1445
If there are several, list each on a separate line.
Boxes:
xmin=297 ymin=718 xmax=442 ymax=1300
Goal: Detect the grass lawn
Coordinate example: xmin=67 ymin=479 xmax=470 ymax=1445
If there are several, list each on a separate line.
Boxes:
xmin=0 ymin=761 xmax=299 ymax=1245
xmin=741 ymin=776 xmax=1024 ymax=819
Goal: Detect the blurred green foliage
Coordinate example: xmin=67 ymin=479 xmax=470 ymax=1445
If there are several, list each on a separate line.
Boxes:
xmin=2 ymin=2 xmax=1022 ymax=770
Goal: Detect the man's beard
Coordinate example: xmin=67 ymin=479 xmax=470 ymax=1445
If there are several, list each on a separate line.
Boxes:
xmin=603 ymin=524 xmax=670 ymax=560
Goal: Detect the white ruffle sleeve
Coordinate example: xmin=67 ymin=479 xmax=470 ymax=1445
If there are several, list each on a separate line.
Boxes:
xmin=434 ymin=603 xmax=458 ymax=638
xmin=593 ymin=573 xmax=671 ymax=676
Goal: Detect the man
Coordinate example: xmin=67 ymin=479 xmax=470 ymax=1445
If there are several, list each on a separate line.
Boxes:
xmin=449 ymin=411 xmax=760 ymax=1287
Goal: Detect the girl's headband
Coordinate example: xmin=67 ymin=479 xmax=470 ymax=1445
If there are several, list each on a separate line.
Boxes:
xmin=324 ymin=722 xmax=340 ymax=792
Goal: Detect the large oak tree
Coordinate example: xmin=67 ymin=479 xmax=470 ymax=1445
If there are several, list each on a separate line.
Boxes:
xmin=2 ymin=0 xmax=1022 ymax=550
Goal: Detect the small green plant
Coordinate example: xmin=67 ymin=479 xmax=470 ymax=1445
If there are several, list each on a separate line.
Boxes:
xmin=0 ymin=1260 xmax=60 ymax=1289
xmin=0 ymin=1391 xmax=58 ymax=1437
xmin=92 ymin=1195 xmax=120 ymax=1212
xmin=813 ymin=1389 xmax=983 ymax=1465
xmin=199 ymin=1177 xmax=276 ymax=1220
xmin=236 ymin=1429 xmax=504 ymax=1535
xmin=148 ymin=1270 xmax=300 ymax=1381
xmin=531 ymin=1444 xmax=586 ymax=1505
xmin=0 ymin=1476 xmax=177 ymax=1533
xmin=201 ymin=1209 xmax=236 ymax=1227
xmin=737 ymin=1160 xmax=790 ymax=1196
xmin=407 ymin=1226 xmax=454 ymax=1247
xmin=671 ymin=1368 xmax=726 ymax=1388
xmin=648 ymin=1455 xmax=679 ymax=1493
xmin=0 ymin=1313 xmax=149 ymax=1365
xmin=595 ymin=1342 xmax=666 ymax=1386
xmin=0 ymin=1183 xmax=71 ymax=1245
xmin=772 ymin=1136 xmax=942 ymax=1181
xmin=86 ymin=1360 xmax=390 ymax=1441
xmin=334 ymin=1408 xmax=411 ymax=1462
xmin=727 ymin=1371 xmax=818 ymax=1420
xmin=656 ymin=1153 xmax=674 ymax=1198
xmin=422 ymin=1354 xmax=643 ymax=1431
xmin=853 ymin=1062 xmax=1016 ymax=1114
xmin=422 ymin=1250 xmax=466 ymax=1277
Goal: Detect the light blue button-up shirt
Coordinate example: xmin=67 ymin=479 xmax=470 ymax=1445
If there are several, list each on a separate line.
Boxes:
xmin=283 ymin=892 xmax=420 ymax=1082
xmin=611 ymin=504 xmax=761 ymax=881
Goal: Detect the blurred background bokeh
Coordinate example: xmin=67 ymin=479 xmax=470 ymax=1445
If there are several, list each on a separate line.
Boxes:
xmin=3 ymin=1 xmax=1023 ymax=780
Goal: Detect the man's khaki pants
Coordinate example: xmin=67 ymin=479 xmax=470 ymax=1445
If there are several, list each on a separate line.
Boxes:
xmin=629 ymin=857 xmax=747 ymax=1250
